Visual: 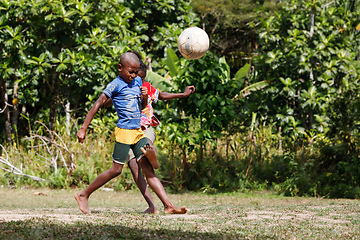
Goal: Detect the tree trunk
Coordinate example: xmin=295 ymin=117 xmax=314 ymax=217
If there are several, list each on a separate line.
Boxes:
xmin=1 ymin=79 xmax=12 ymax=143
xmin=65 ymin=100 xmax=70 ymax=136
xmin=309 ymin=11 xmax=315 ymax=83
xmin=49 ymin=72 xmax=59 ymax=131
xmin=199 ymin=118 xmax=203 ymax=162
xmin=11 ymin=80 xmax=19 ymax=137
xmin=181 ymin=145 xmax=188 ymax=189
xmin=308 ymin=10 xmax=315 ymax=130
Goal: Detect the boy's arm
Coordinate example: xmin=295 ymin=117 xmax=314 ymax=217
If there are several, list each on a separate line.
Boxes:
xmin=140 ymin=86 xmax=148 ymax=110
xmin=158 ymin=86 xmax=195 ymax=101
xmin=103 ymin=98 xmax=113 ymax=108
xmin=77 ymin=93 xmax=109 ymax=143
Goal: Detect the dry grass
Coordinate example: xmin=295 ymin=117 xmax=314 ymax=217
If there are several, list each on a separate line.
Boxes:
xmin=0 ymin=187 xmax=359 ymax=239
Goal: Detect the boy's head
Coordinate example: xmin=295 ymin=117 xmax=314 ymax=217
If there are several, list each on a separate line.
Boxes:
xmin=118 ymin=51 xmax=140 ymax=83
xmin=130 ymin=51 xmax=147 ymax=82
xmin=138 ymin=61 xmax=148 ymax=82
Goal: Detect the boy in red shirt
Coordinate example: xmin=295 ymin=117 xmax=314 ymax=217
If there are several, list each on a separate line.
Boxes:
xmin=127 ymin=61 xmax=195 ymax=213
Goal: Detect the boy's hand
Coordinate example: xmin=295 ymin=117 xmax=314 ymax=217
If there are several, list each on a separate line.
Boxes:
xmin=140 ymin=86 xmax=148 ymax=99
xmin=77 ymin=128 xmax=86 ymax=143
xmin=140 ymin=86 xmax=149 ymax=110
xmin=184 ymin=86 xmax=195 ymax=96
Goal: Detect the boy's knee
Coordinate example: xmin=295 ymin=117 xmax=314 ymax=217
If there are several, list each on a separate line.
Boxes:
xmin=110 ymin=168 xmax=122 ymax=177
xmin=110 ymin=163 xmax=123 ymax=175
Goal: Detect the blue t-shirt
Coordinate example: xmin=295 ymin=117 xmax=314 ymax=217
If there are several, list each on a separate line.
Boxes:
xmin=103 ymin=76 xmax=142 ymax=129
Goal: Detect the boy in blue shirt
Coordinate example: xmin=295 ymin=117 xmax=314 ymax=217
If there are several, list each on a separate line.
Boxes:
xmin=75 ymin=51 xmax=153 ymax=214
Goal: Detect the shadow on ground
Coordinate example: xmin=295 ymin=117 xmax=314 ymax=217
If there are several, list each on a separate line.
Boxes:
xmin=0 ymin=217 xmax=256 ymax=240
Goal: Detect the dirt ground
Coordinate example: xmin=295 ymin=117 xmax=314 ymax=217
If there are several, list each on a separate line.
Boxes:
xmin=1 ymin=187 xmax=360 ymax=239
xmin=0 ymin=201 xmax=357 ymax=225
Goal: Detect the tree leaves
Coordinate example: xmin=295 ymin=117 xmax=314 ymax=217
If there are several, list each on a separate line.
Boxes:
xmin=254 ymin=0 xmax=360 ymax=133
xmin=0 ymin=0 xmax=149 ymax=133
xmin=165 ymin=48 xmax=178 ymax=77
xmin=234 ymin=63 xmax=250 ymax=81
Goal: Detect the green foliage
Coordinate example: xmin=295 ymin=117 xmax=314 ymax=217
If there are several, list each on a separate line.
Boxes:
xmin=192 ymin=0 xmax=280 ymax=28
xmin=191 ymin=0 xmax=281 ymax=70
xmin=254 ymin=0 xmax=360 ymax=134
xmin=184 ymin=155 xmax=267 ymax=193
xmin=0 ymin=120 xmax=135 ymax=190
xmin=273 ymin=140 xmax=360 ymax=199
xmin=245 ymin=0 xmax=360 ymax=198
xmin=46 ymin=168 xmax=70 ymax=189
xmin=156 ymin=122 xmax=277 ymax=193
xmin=145 ymin=71 xmax=172 ymax=92
xmin=169 ymin=51 xmax=245 ymax=134
xmin=0 ymin=0 xmax=147 ymax=139
xmin=1 ymin=0 xmax=360 ymax=199
xmin=327 ymin=86 xmax=360 ymax=143
xmin=165 ymin=48 xmax=179 ymax=77
xmin=124 ymin=0 xmax=199 ymax=68
xmin=1 ymin=113 xmax=360 ymax=198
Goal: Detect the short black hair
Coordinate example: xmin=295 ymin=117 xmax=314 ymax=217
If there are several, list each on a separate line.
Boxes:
xmin=121 ymin=50 xmax=147 ymax=71
xmin=119 ymin=50 xmax=141 ymax=66
xmin=139 ymin=61 xmax=148 ymax=71
xmin=131 ymin=50 xmax=143 ymax=61
xmin=131 ymin=50 xmax=147 ymax=71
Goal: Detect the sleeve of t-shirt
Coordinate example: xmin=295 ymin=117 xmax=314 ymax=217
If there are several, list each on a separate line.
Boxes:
xmin=143 ymin=82 xmax=159 ymax=103
xmin=103 ymin=81 xmax=118 ymax=98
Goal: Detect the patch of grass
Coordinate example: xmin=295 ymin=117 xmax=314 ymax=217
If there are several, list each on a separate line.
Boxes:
xmin=0 ymin=187 xmax=360 ymax=239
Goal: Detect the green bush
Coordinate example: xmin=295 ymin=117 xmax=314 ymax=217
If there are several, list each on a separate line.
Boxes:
xmin=2 ymin=115 xmax=360 ymax=199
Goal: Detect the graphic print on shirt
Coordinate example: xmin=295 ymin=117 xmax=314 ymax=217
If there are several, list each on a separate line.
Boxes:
xmin=107 ymin=83 xmax=116 ymax=93
xmin=125 ymin=94 xmax=141 ymax=120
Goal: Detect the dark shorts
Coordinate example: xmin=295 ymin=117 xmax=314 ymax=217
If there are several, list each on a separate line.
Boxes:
xmin=126 ymin=126 xmax=156 ymax=162
xmin=112 ymin=137 xmax=149 ymax=164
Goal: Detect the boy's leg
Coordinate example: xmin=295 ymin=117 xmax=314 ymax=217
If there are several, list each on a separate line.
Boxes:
xmin=132 ymin=133 xmax=186 ymax=214
xmin=128 ymin=157 xmax=159 ymax=214
xmin=75 ymin=140 xmax=129 ymax=214
xmin=138 ymin=143 xmax=187 ymax=214
xmin=75 ymin=161 xmax=123 ymax=214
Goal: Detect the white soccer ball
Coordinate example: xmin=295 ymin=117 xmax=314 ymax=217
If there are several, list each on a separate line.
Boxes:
xmin=177 ymin=27 xmax=209 ymax=60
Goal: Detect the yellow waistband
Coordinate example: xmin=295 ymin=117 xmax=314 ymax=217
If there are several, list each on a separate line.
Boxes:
xmin=114 ymin=127 xmax=146 ymax=145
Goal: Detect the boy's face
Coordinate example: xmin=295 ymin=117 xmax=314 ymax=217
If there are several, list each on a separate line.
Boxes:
xmin=118 ymin=61 xmax=139 ymax=84
xmin=138 ymin=70 xmax=147 ymax=82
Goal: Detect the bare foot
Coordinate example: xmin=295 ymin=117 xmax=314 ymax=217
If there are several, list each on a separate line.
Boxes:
xmin=74 ymin=192 xmax=91 ymax=214
xmin=142 ymin=207 xmax=160 ymax=214
xmin=164 ymin=205 xmax=187 ymax=214
xmin=140 ymin=145 xmax=159 ymax=169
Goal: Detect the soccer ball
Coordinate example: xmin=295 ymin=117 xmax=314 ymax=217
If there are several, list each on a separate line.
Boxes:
xmin=177 ymin=27 xmax=209 ymax=60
